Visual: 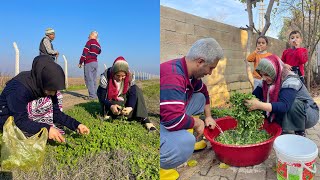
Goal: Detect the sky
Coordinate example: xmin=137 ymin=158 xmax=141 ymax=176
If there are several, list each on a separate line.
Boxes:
xmin=0 ymin=0 xmax=159 ymax=77
xmin=160 ymin=0 xmax=283 ymax=39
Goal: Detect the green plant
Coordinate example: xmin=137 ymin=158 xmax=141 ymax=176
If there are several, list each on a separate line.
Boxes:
xmin=216 ymin=92 xmax=270 ymax=145
xmin=50 ymin=104 xmax=159 ymax=179
xmin=0 ymin=80 xmax=160 ymax=179
xmin=211 ymin=108 xmax=233 ymax=118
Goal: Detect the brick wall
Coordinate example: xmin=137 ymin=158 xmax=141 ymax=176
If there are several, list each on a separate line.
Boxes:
xmin=160 ymin=6 xmax=286 ymax=107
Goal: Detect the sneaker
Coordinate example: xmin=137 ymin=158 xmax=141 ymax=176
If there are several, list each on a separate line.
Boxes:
xmin=295 ymin=131 xmax=306 ymax=137
xmin=145 ymin=123 xmax=156 ymax=132
xmin=141 ymin=118 xmax=156 ymax=132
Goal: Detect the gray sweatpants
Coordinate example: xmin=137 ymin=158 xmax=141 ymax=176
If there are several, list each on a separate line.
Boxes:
xmin=282 ymin=99 xmax=319 ymax=131
xmin=84 ymin=62 xmax=98 ymax=98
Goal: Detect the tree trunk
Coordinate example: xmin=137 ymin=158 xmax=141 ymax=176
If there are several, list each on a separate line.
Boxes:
xmin=261 ymin=0 xmax=275 ymax=35
xmin=245 ymin=0 xmax=254 ymax=90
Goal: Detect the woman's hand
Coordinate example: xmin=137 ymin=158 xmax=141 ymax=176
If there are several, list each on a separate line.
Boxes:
xmin=245 ymin=98 xmax=261 ymax=111
xmin=204 ymin=116 xmax=216 ymax=130
xmin=122 ymin=107 xmax=133 ymax=115
xmin=49 ymin=127 xmax=65 ymax=143
xmin=110 ymin=104 xmax=121 ymax=115
xmin=77 ymin=124 xmax=90 ymax=135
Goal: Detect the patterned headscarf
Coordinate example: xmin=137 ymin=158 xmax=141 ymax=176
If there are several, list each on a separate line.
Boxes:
xmin=255 ymin=55 xmax=293 ymax=104
xmin=107 ymin=56 xmax=130 ymax=101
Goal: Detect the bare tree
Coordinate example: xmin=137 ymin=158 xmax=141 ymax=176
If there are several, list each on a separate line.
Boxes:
xmin=240 ymin=0 xmax=277 ymax=90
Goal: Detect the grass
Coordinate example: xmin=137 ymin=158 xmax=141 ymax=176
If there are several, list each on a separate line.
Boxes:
xmin=141 ymin=80 xmax=159 ymax=99
xmin=0 ymin=80 xmax=160 ymax=179
xmin=65 ymin=84 xmax=87 ymax=91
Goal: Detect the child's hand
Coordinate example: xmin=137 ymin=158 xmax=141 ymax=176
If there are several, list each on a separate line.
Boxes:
xmin=77 ymin=124 xmax=90 ymax=135
xmin=284 ymin=64 xmax=292 ymax=70
xmin=255 ymin=47 xmax=261 ymax=53
xmin=122 ymin=107 xmax=133 ymax=115
xmin=290 ymin=39 xmax=300 ymax=48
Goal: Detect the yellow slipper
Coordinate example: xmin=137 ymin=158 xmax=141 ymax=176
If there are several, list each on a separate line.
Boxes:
xmin=194 ymin=139 xmax=207 ymax=151
xmin=187 ymin=129 xmax=207 ymax=151
xmin=160 ymin=168 xmax=179 ymax=180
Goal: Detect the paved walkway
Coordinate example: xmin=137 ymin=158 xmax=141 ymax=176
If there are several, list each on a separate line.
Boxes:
xmin=177 ymin=97 xmax=320 ymax=180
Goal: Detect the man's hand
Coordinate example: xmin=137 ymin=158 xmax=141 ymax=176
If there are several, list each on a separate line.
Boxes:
xmin=122 ymin=107 xmax=133 ymax=116
xmin=55 ymin=52 xmax=59 ymax=56
xmin=110 ymin=104 xmax=121 ymax=115
xmin=193 ymin=117 xmax=205 ymax=140
xmin=77 ymin=124 xmax=90 ymax=135
xmin=78 ymin=64 xmax=82 ymax=68
xmin=49 ymin=127 xmax=65 ymax=143
xmin=204 ymin=116 xmax=216 ymax=129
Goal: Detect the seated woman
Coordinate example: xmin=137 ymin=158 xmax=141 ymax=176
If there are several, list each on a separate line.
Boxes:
xmin=97 ymin=56 xmax=156 ymax=131
xmin=245 ymin=55 xmax=319 ymax=136
xmin=0 ymin=55 xmax=90 ymax=142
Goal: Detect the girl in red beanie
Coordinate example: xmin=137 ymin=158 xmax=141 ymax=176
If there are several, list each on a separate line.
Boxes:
xmin=97 ymin=56 xmax=156 ymax=131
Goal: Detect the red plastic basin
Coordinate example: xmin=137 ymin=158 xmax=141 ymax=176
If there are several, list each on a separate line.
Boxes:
xmin=204 ymin=116 xmax=282 ymax=167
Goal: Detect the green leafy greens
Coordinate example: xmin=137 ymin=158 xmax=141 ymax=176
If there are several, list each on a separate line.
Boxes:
xmin=215 ymin=92 xmax=270 ymax=145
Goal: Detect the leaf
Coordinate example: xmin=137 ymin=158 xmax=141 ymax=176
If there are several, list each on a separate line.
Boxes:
xmin=219 ymin=163 xmax=230 ymax=169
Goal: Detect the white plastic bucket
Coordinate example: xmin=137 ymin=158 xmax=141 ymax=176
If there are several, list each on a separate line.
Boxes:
xmin=273 ymin=134 xmax=318 ymax=180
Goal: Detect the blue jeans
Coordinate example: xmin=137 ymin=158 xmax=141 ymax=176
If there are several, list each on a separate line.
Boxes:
xmin=160 ymin=93 xmax=206 ymax=169
xmin=84 ymin=62 xmax=98 ymax=98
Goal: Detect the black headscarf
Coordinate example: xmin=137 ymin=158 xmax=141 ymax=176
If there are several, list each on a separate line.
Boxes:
xmin=13 ymin=55 xmax=65 ymax=97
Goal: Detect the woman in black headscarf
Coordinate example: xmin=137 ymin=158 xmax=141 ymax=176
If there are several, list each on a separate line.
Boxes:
xmin=0 ymin=55 xmax=89 ymax=142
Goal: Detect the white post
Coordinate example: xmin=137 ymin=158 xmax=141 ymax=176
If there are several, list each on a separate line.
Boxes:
xmin=62 ymin=55 xmax=68 ymax=89
xmin=13 ymin=42 xmax=19 ymax=76
xmin=132 ymin=70 xmax=135 ymax=82
xmin=104 ymin=64 xmax=107 ymax=70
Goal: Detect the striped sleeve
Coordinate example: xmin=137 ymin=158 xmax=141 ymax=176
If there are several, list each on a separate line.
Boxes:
xmin=90 ymin=41 xmax=101 ymax=55
xmin=160 ymin=74 xmax=194 ymax=131
xmin=79 ymin=41 xmax=90 ymax=64
xmin=193 ymin=79 xmax=210 ymax=104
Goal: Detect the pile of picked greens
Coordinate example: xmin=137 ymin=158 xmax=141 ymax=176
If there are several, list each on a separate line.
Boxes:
xmin=214 ymin=92 xmax=271 ymax=145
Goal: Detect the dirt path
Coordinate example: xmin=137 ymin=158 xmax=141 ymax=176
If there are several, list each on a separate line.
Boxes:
xmin=61 ymin=89 xmax=89 ymax=110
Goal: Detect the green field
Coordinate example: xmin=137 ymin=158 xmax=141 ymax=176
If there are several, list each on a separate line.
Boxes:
xmin=0 ymin=80 xmax=160 ymax=180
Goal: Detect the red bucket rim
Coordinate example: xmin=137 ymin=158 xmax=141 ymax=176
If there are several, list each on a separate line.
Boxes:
xmin=204 ymin=116 xmax=282 ymax=148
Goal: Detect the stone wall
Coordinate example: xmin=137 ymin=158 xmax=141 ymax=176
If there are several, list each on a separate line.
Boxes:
xmin=160 ymin=6 xmax=287 ymax=107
